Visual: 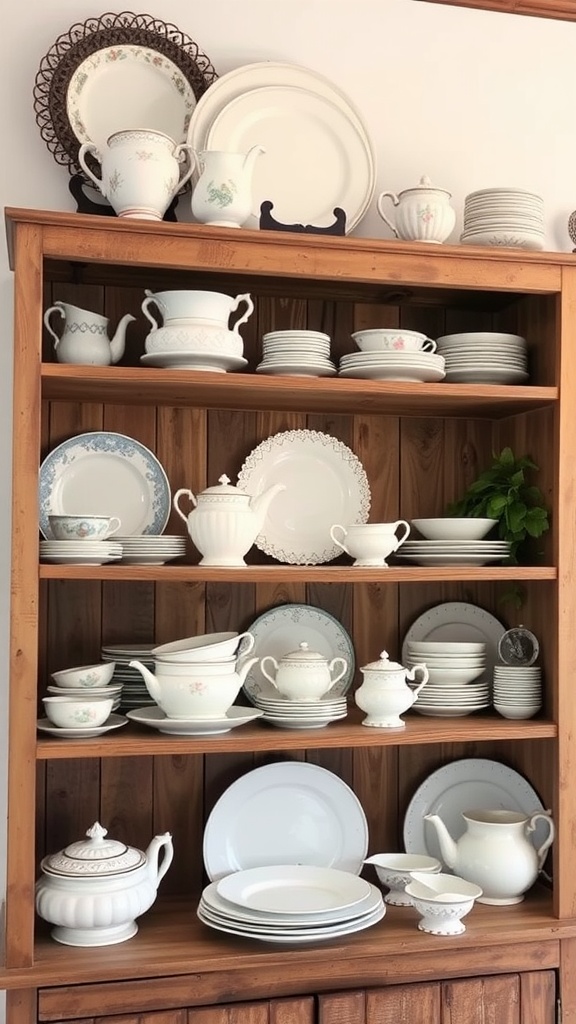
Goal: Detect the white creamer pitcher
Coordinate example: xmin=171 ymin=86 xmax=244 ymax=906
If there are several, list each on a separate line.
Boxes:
xmin=191 ymin=146 xmax=265 ymax=228
xmin=44 ymin=301 xmax=135 ymax=365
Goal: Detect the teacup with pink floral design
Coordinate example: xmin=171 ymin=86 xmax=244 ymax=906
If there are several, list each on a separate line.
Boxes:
xmin=351 ymin=329 xmax=436 ymax=354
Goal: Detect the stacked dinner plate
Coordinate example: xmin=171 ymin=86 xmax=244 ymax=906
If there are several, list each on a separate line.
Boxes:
xmin=250 ymin=693 xmax=348 ymax=729
xmin=256 ymin=330 xmax=336 ymax=377
xmin=117 ymin=534 xmax=187 ymax=565
xmin=101 ymin=643 xmax=156 ymax=711
xmin=493 ymin=665 xmax=543 ymax=720
xmin=397 ymin=537 xmax=511 ymax=566
xmin=461 ymin=188 xmax=545 ymax=251
xmin=338 ymin=350 xmax=445 ymax=383
xmin=197 ymin=864 xmax=385 ymax=944
xmin=405 ymin=641 xmax=490 ymax=717
xmin=435 ymin=332 xmax=529 ymax=385
xmin=40 ymin=539 xmax=123 ymax=565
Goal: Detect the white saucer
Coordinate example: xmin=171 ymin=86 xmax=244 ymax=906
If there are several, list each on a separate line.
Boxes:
xmin=37 ymin=713 xmax=128 ymax=738
xmin=338 ymin=364 xmax=445 ymax=382
xmin=256 ymin=362 xmax=337 ymax=377
xmin=140 ymin=352 xmax=248 ymax=372
xmin=126 ymin=705 xmax=264 ymax=735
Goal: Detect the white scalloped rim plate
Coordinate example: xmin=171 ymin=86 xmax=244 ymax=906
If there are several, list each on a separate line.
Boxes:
xmin=237 ymin=429 xmax=370 ymax=564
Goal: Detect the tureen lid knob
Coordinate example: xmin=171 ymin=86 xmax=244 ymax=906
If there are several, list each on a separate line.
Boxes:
xmin=218 ymin=474 xmax=231 ymax=486
xmin=86 ymin=822 xmax=108 ymax=843
xmin=419 ymin=175 xmax=433 ymax=187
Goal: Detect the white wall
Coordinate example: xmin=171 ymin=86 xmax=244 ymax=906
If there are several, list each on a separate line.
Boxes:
xmin=2 ymin=0 xmax=576 ymax=1012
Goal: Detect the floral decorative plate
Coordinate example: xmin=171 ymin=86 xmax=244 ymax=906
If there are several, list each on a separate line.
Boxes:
xmin=33 ymin=11 xmax=217 ymax=183
xmin=237 ymin=429 xmax=371 ymax=564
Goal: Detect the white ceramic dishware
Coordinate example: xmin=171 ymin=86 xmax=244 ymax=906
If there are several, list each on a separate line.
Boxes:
xmin=410 ymin=518 xmax=498 ymax=541
xmin=377 ymin=176 xmax=456 ymax=244
xmin=128 ymin=656 xmax=259 ymax=719
xmin=191 ymin=146 xmax=266 ymax=227
xmin=142 ymin=289 xmax=254 ymax=330
xmin=44 ymin=301 xmax=135 ymax=366
xmin=48 ymin=514 xmax=122 ymax=541
xmin=126 ymin=705 xmax=263 ymax=736
xmin=79 ymin=129 xmax=194 ymax=220
xmin=355 ymin=651 xmax=429 ymax=728
xmin=260 ymin=642 xmax=348 ymax=702
xmin=364 ymin=853 xmax=441 ymax=905
xmin=330 ymin=521 xmax=410 ymax=567
xmin=42 ymin=695 xmax=114 ymax=729
xmin=405 ymin=873 xmax=483 ymax=935
xmin=402 ymin=602 xmax=506 ymax=687
xmin=37 ymin=714 xmax=127 ymax=739
xmin=152 ymin=631 xmax=254 ymax=663
xmin=51 ymin=662 xmax=116 ymax=689
xmin=351 ymin=329 xmax=436 ymax=353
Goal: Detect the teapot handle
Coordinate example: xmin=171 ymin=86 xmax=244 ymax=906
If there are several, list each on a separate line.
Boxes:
xmin=78 ymin=143 xmax=105 ymax=194
xmin=327 ymin=657 xmax=348 ymax=689
xmin=229 ymin=293 xmax=254 ymax=335
xmin=376 ymin=192 xmax=400 ymax=237
xmin=330 ymin=524 xmax=349 ymax=555
xmin=392 ymin=520 xmax=411 ymax=550
xmin=44 ymin=304 xmax=65 ymax=347
xmin=141 ymin=294 xmax=162 ymax=330
xmin=173 ymin=488 xmax=197 ymax=522
xmin=407 ymin=663 xmax=429 ymax=697
xmin=527 ymin=811 xmax=555 ymax=869
xmin=156 ymin=833 xmax=175 ymax=885
xmin=173 ymin=143 xmax=196 ymax=194
xmin=260 ymin=656 xmax=280 ymax=688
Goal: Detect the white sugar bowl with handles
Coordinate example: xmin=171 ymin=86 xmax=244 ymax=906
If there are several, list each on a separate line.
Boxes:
xmin=35 ymin=821 xmax=173 ymax=947
xmin=260 ymin=641 xmax=348 ymax=702
xmin=377 ymin=175 xmax=456 ymax=244
xmin=355 ymin=650 xmax=429 ymax=728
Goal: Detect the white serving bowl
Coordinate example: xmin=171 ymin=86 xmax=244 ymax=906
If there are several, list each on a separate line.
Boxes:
xmin=50 ymin=662 xmax=116 ymax=689
xmin=410 ymin=518 xmax=498 ymax=541
xmin=424 ymin=666 xmax=485 ymax=686
xmin=364 ymin=853 xmax=441 ymax=905
xmin=151 ymin=631 xmax=254 ymax=663
xmin=42 ymin=695 xmax=114 ymax=729
xmin=407 ymin=642 xmax=486 ymax=655
xmin=405 ymin=872 xmax=483 ymax=935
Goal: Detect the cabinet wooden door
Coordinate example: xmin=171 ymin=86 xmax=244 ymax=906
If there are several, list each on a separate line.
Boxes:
xmin=318 ymin=971 xmax=556 ymax=1024
xmin=47 ymin=998 xmax=314 ymax=1024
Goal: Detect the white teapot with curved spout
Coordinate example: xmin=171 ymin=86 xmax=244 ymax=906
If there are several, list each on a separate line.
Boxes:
xmin=424 ymin=808 xmax=555 ymax=905
xmin=173 ymin=474 xmax=285 ymax=566
xmin=355 ymin=650 xmax=428 ymax=728
xmin=44 ymin=301 xmax=135 ymax=365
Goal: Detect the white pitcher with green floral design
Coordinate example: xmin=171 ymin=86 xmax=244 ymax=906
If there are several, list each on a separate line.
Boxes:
xmin=191 ymin=146 xmax=265 ymax=228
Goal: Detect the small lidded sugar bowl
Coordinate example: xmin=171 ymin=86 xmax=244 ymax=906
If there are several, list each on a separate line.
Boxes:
xmin=35 ymin=821 xmax=173 ymax=946
xmin=355 ymin=650 xmax=429 ymax=728
xmin=377 ymin=175 xmax=456 ymax=244
xmin=260 ymin=642 xmax=348 ymax=701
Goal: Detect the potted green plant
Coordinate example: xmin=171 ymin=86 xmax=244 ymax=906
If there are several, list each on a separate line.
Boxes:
xmin=447 ymin=447 xmax=549 ymax=564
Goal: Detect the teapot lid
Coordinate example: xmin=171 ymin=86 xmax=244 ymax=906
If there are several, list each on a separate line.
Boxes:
xmin=361 ymin=650 xmax=405 ymax=672
xmin=400 ymin=175 xmax=451 ymax=197
xmin=40 ymin=822 xmax=146 ymax=878
xmin=198 ymin=474 xmax=250 ymax=500
xmin=281 ymin=642 xmax=327 ymax=663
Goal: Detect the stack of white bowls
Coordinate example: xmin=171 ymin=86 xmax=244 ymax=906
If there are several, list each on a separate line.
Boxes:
xmin=435 ymin=332 xmax=529 ymax=385
xmin=405 ymin=641 xmax=490 ymax=717
xmin=493 ymin=665 xmax=542 ymax=719
xmin=461 ymin=188 xmax=545 ymax=250
xmin=256 ymin=330 xmax=336 ymax=377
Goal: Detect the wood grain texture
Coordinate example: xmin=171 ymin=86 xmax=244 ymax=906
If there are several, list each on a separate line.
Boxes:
xmin=420 ymin=0 xmax=576 ymax=21
xmin=366 ymin=982 xmax=440 ymax=1022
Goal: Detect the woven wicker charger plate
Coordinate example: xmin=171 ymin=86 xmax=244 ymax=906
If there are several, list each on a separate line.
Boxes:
xmin=33 ymin=11 xmax=218 ymax=186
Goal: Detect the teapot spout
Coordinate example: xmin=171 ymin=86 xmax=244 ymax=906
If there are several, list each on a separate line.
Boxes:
xmin=250 ymin=483 xmax=286 ymax=533
xmin=243 ymin=144 xmax=266 ymax=172
xmin=236 ymin=656 xmax=260 ymax=686
xmin=128 ymin=660 xmax=160 ymax=703
xmin=109 ymin=313 xmax=136 ymax=364
xmin=424 ymin=813 xmax=458 ymax=869
xmin=145 ymin=832 xmax=174 ymax=888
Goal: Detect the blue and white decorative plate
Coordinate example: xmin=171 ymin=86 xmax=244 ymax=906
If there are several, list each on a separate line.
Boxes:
xmin=39 ymin=431 xmax=171 ymax=539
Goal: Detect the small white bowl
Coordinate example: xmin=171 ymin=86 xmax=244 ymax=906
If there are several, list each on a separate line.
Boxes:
xmin=42 ymin=695 xmax=114 ymax=729
xmin=364 ymin=853 xmax=441 ymax=905
xmin=405 ymin=872 xmax=483 ymax=935
xmin=425 ymin=666 xmax=485 ymax=686
xmin=411 ymin=518 xmax=498 ymax=541
xmin=151 ymin=631 xmax=254 ymax=663
xmin=50 ymin=662 xmax=116 ymax=689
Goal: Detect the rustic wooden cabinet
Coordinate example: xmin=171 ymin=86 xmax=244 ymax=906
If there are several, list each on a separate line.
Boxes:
xmin=2 ymin=208 xmax=576 ymax=1022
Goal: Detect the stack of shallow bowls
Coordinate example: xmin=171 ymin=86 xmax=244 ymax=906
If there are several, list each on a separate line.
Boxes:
xmin=435 ymin=332 xmax=529 ymax=385
xmin=461 ymin=188 xmax=544 ymax=250
xmin=256 ymin=330 xmax=336 ymax=377
xmin=405 ymin=641 xmax=490 ymax=717
xmin=493 ymin=665 xmax=543 ymax=720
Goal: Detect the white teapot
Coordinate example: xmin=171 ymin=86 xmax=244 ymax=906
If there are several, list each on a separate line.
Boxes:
xmin=35 ymin=822 xmax=173 ymax=946
xmin=260 ymin=642 xmax=348 ymax=702
xmin=377 ymin=175 xmax=456 ymax=244
xmin=173 ymin=474 xmax=285 ymax=566
xmin=355 ymin=650 xmax=429 ymax=728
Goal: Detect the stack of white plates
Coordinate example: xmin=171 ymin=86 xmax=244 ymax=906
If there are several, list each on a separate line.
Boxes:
xmin=46 ymin=682 xmax=123 ymax=711
xmin=256 ymin=330 xmax=336 ymax=377
xmin=435 ymin=332 xmax=529 ymax=385
xmin=197 ymin=864 xmax=385 ymax=944
xmin=338 ymin=351 xmax=445 ymax=382
xmin=406 ymin=641 xmax=490 ymax=717
xmin=250 ymin=694 xmax=348 ymax=730
xmin=101 ymin=643 xmax=156 ymax=711
xmin=461 ymin=188 xmax=545 ymax=251
xmin=397 ymin=539 xmax=511 ymax=565
xmin=117 ymin=535 xmax=187 ymax=565
xmin=493 ymin=665 xmax=542 ymax=720
xmin=40 ymin=540 xmax=123 ymax=565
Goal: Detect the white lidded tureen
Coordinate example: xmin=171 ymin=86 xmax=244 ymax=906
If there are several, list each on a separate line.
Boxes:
xmin=35 ymin=822 xmax=173 ymax=946
xmin=260 ymin=641 xmax=348 ymax=701
xmin=355 ymin=650 xmax=429 ymax=728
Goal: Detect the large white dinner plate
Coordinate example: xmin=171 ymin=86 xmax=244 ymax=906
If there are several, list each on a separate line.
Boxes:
xmin=202 ymin=879 xmax=382 ymax=926
xmin=402 ymin=601 xmax=505 ymax=687
xmin=217 ymin=864 xmax=371 ymax=914
xmin=197 ymin=902 xmax=385 ymax=943
xmin=242 ymin=603 xmax=355 ymax=702
xmin=67 ymin=45 xmax=197 ymax=152
xmin=187 ymin=61 xmax=374 ymax=233
xmin=205 ymin=84 xmax=374 ymax=233
xmin=203 ymin=761 xmax=368 ymax=881
xmin=238 ymin=429 xmax=370 ymax=565
xmin=39 ymin=432 xmax=171 ymax=539
xmin=403 ymin=758 xmax=548 ymax=863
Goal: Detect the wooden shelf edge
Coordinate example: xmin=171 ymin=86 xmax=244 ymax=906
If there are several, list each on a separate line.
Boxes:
xmin=38 ymin=564 xmax=558 ymax=582
xmin=35 ymin=713 xmax=558 ymax=759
